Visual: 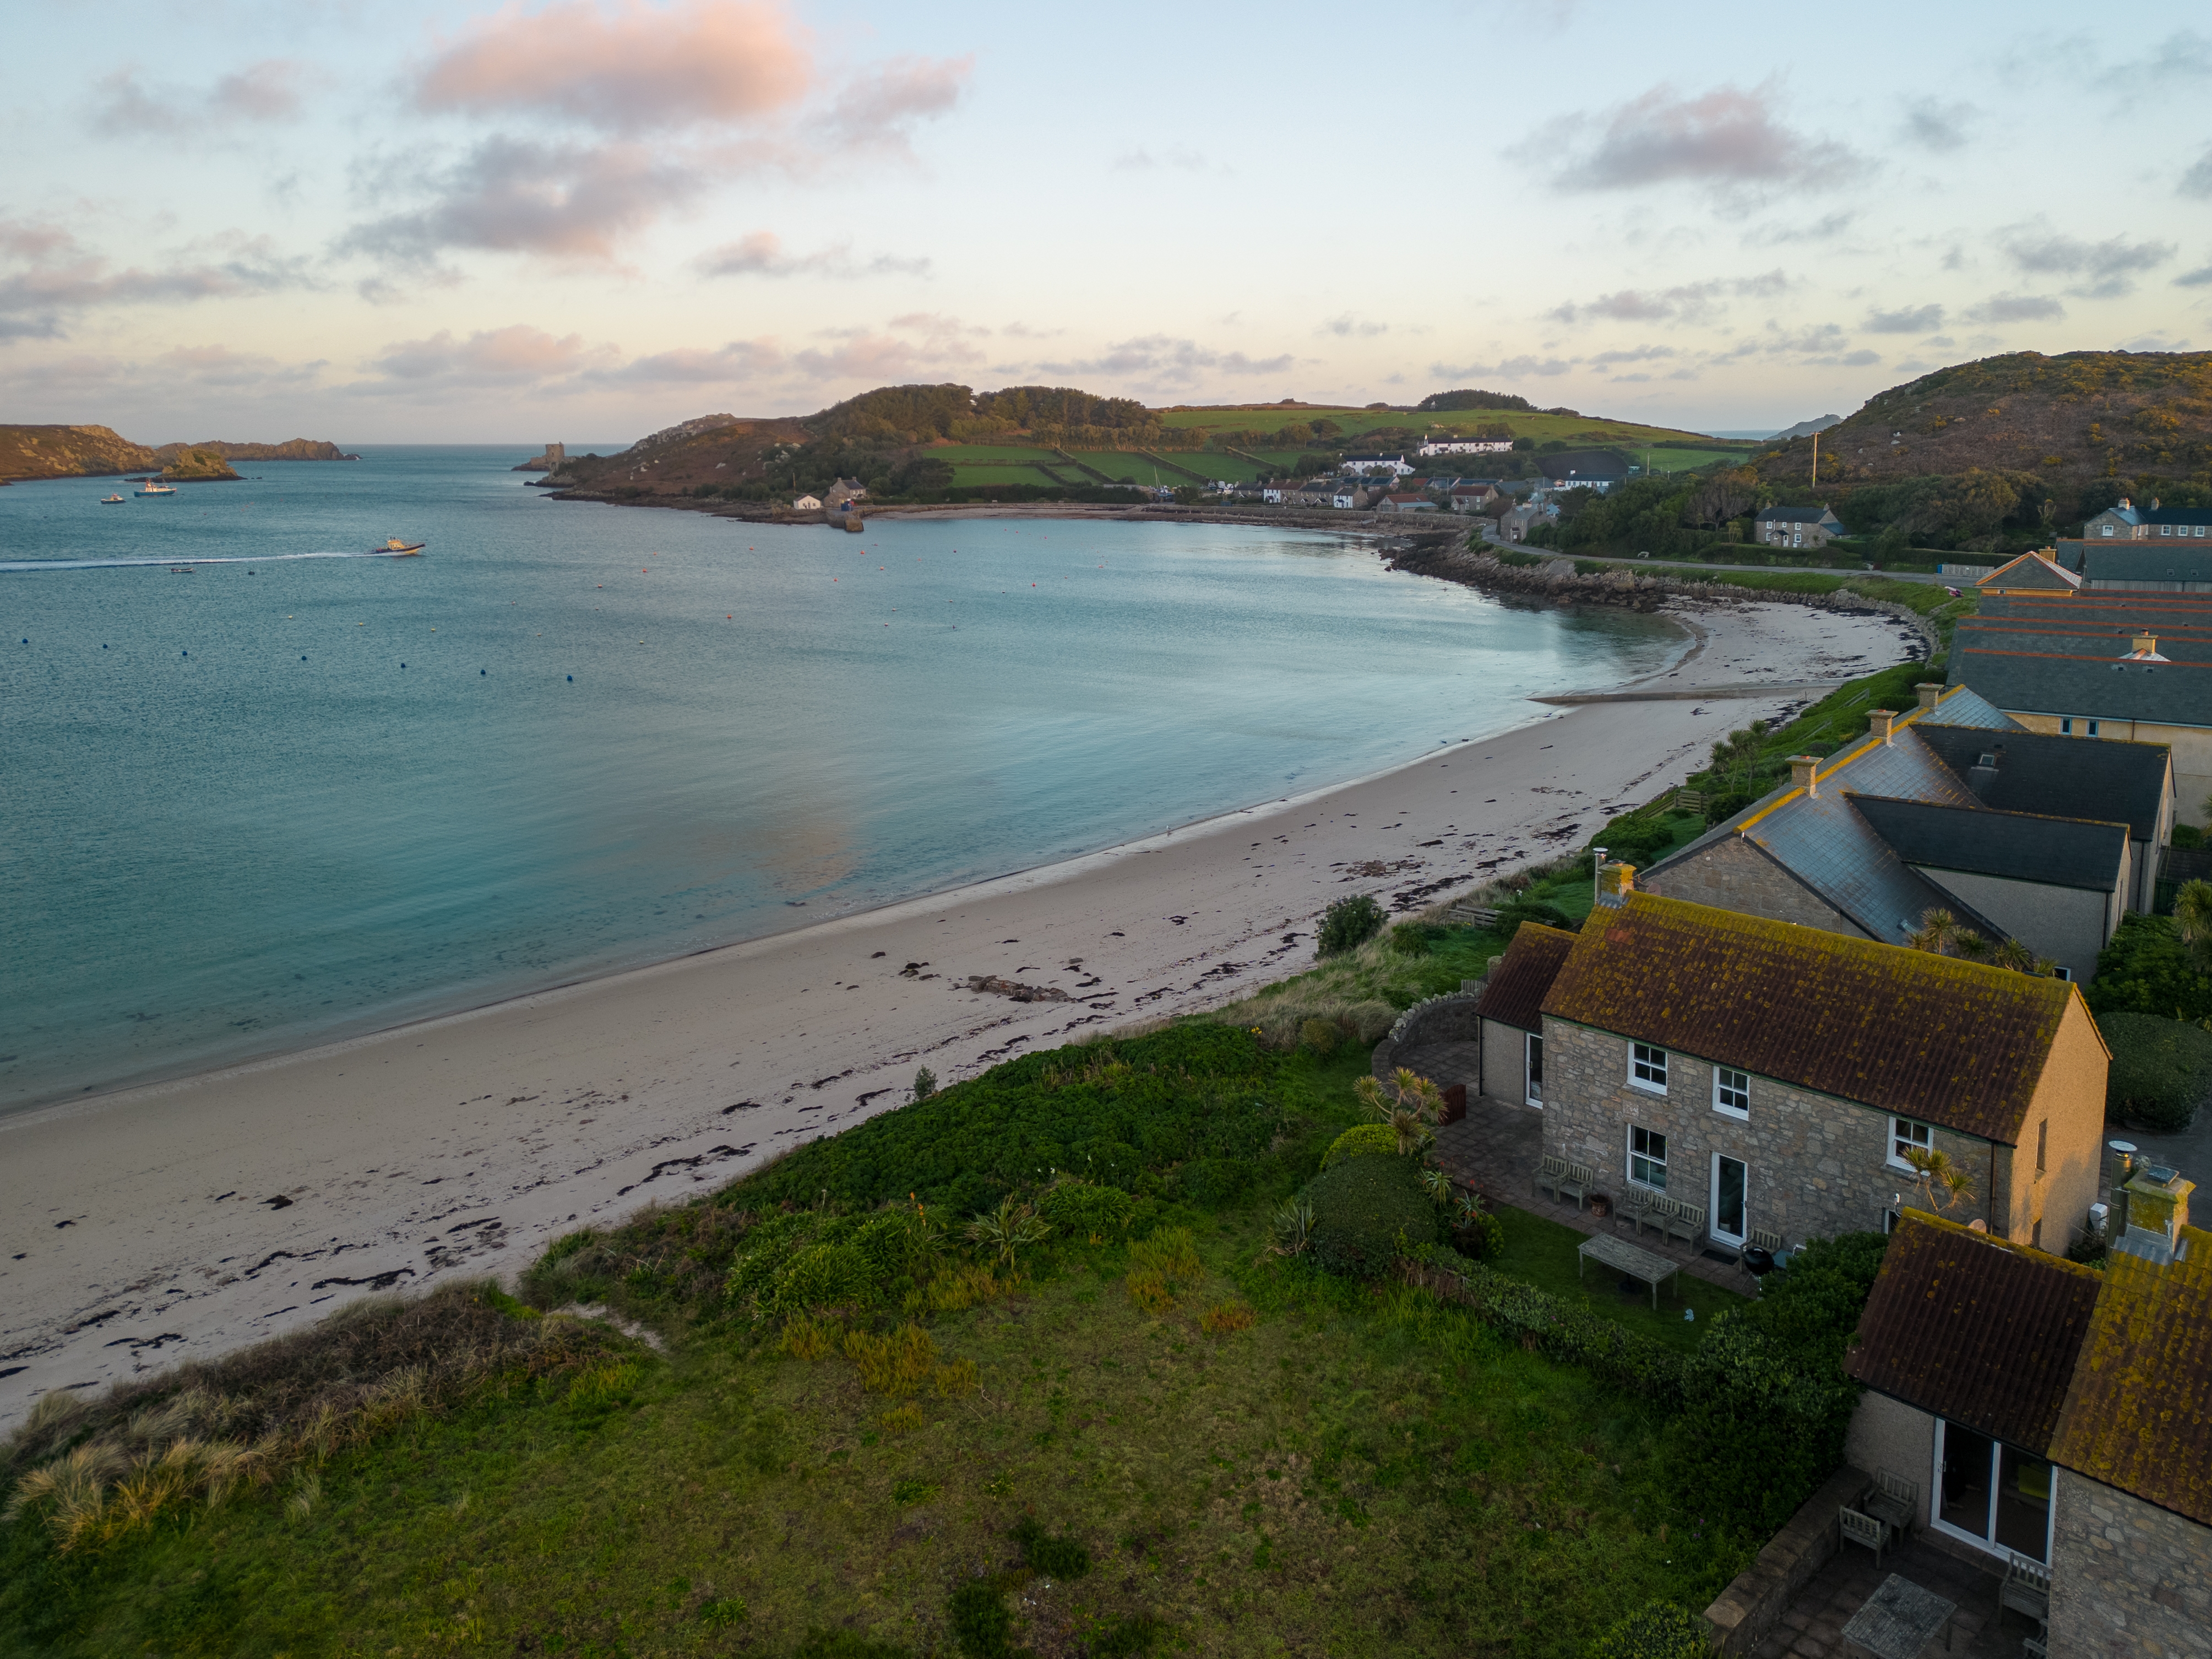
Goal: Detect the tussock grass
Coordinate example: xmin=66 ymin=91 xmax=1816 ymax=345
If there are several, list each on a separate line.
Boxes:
xmin=844 ymin=1325 xmax=938 ymax=1396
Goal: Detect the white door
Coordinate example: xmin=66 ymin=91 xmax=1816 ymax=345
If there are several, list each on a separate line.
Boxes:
xmin=1711 ymin=1154 xmax=1747 ymax=1246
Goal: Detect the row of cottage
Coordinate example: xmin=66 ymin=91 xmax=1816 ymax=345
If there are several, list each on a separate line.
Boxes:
xmin=1454 ymin=657 xmax=2209 ymax=1649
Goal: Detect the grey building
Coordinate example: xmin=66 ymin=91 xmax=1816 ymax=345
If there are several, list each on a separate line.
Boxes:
xmin=1752 ymin=504 xmax=1845 ymax=548
xmin=1536 ymin=450 xmax=1631 ymax=494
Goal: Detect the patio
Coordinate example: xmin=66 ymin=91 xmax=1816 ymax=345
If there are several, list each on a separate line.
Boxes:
xmin=1749 ymin=1532 xmax=2027 ymax=1659
xmin=1403 ymin=1040 xmax=1753 ymax=1296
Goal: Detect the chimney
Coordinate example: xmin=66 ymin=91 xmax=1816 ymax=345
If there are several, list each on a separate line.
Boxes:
xmin=2118 ymin=497 xmax=2132 ymax=510
xmin=1915 ymin=683 xmax=1942 ymax=712
xmin=2114 ymin=1163 xmax=2194 ymax=1264
xmin=1789 ymin=755 xmax=1820 ymax=797
xmin=2134 ymin=632 xmax=2159 ymax=656
xmin=1595 ymin=863 xmax=1636 ymax=907
xmin=1868 ymin=709 xmax=1898 ymax=744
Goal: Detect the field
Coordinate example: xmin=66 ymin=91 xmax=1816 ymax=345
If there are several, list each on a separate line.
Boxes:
xmin=921 ymin=445 xmax=1068 ymax=465
xmin=948 ymin=464 xmax=1062 ymax=486
xmin=1628 ymin=448 xmax=1744 ymax=475
xmin=1155 ymin=405 xmax=1739 ymax=452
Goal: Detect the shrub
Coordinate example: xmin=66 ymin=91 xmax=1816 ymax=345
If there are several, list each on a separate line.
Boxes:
xmin=797 ymin=1631 xmax=915 ymax=1659
xmin=1589 ymin=1601 xmax=1709 ymax=1659
xmin=1493 ymin=898 xmax=1573 ymax=932
xmin=1451 ymin=1211 xmax=1507 ymax=1262
xmin=1343 ymin=1000 xmax=1398 ymax=1044
xmin=1402 ymin=1247 xmax=1686 ymax=1404
xmin=780 ymin=1315 xmax=837 ymax=1360
xmin=844 ymin=1325 xmax=938 ymax=1395
xmin=2100 ymin=1010 xmax=2212 ymax=1131
xmin=2088 ymin=913 xmax=2212 ymax=1023
xmin=1036 ymin=1178 xmax=1134 ymax=1239
xmin=771 ymin=1243 xmax=875 ymax=1314
xmin=1304 ymin=1155 xmax=1436 ymax=1277
xmin=1317 ymin=894 xmax=1385 ymax=957
xmin=1299 ymin=1016 xmax=1343 ymax=1054
xmin=912 ymin=1067 xmax=937 ymax=1101
xmin=1322 ymin=1124 xmax=1400 ymax=1168
xmin=1177 ymin=1157 xmax=1251 ymax=1208
xmin=1387 ymin=922 xmax=1444 ymax=956
xmin=947 ymin=1581 xmax=1014 ymax=1659
xmin=1010 ymin=1514 xmax=1093 ymax=1579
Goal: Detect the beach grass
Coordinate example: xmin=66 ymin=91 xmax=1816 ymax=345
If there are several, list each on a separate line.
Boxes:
xmin=0 ymin=1043 xmax=1748 ymax=1659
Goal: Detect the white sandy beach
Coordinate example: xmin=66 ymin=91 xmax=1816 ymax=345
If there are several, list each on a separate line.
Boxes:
xmin=0 ymin=595 xmax=1918 ymax=1427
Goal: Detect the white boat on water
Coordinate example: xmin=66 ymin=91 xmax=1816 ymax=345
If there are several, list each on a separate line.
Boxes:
xmin=100 ymin=493 xmax=125 ymax=504
xmin=134 ymin=480 xmax=176 ymax=497
xmin=377 ymin=539 xmax=426 ymax=556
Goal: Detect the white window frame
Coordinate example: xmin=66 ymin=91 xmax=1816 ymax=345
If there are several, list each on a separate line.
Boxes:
xmin=1628 ymin=1124 xmax=1668 ymax=1191
xmin=1629 ymin=1042 xmax=1668 ymax=1095
xmin=1931 ymin=1418 xmax=2056 ymax=1564
xmin=1524 ymin=1031 xmax=1544 ymax=1109
xmin=1713 ymin=1065 xmax=1751 ymax=1119
xmin=1889 ymin=1116 xmax=1933 ymax=1171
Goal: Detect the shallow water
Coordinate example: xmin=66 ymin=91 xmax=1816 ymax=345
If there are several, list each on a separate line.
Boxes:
xmin=0 ymin=448 xmax=1680 ymax=1109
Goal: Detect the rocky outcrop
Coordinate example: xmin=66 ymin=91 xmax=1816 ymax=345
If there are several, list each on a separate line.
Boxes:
xmin=154 ymin=439 xmax=354 ymax=461
xmin=157 ymin=447 xmax=242 ymax=481
xmin=515 ymin=442 xmax=567 ymax=472
xmin=0 ymin=425 xmax=160 ymax=481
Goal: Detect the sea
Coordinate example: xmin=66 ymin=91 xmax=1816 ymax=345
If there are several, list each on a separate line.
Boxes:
xmin=0 ymin=447 xmax=1683 ymax=1111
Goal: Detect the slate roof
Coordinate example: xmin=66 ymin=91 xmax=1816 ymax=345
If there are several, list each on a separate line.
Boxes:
xmin=1847 ymin=795 xmax=2129 ymax=893
xmin=1541 ymin=891 xmax=2078 ymax=1144
xmin=1846 ymin=1212 xmax=2103 ymax=1456
xmin=1472 ymin=922 xmax=1576 ymax=1034
xmin=2050 ymin=541 xmax=2212 ymax=587
xmin=1907 ymin=724 xmax=2171 ymax=843
xmin=1642 ymin=686 xmax=2025 ymax=945
xmin=1538 ymin=449 xmax=1630 ymax=482
xmin=1948 ymin=591 xmax=2212 ymax=727
xmin=2049 ymin=1223 xmax=2212 ymax=1527
xmin=2142 ymin=506 xmax=2212 ymax=529
xmin=1851 ymin=1213 xmax=2212 ymax=1528
xmin=1754 ymin=505 xmax=1843 ymax=525
xmin=1977 ymin=551 xmax=2081 ymax=591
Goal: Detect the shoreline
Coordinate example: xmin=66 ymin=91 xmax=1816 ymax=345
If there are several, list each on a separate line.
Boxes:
xmin=0 ymin=594 xmax=1914 ymax=1427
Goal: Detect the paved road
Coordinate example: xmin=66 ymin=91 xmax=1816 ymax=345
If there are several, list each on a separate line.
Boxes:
xmin=1475 ymin=526 xmax=1956 ymax=586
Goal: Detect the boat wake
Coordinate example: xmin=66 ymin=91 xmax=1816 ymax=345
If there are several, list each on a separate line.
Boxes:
xmin=0 ymin=550 xmax=421 ymax=574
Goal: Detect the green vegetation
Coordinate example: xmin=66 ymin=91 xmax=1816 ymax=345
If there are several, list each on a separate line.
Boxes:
xmin=1486 ymin=1207 xmax=1743 ymax=1352
xmin=2096 ymin=1010 xmax=2212 ymax=1132
xmin=1302 ymin=1155 xmax=1436 ymax=1277
xmin=2089 ymin=913 xmax=2212 ymax=1025
xmin=1591 ymin=1601 xmax=1713 ymax=1658
xmin=1316 ymin=894 xmax=1387 ymax=958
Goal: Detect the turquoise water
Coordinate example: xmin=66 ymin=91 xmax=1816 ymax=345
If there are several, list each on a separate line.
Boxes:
xmin=0 ymin=448 xmax=1680 ymax=1109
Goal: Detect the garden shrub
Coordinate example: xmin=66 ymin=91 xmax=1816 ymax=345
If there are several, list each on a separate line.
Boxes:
xmin=1317 ymin=894 xmax=1385 ymax=957
xmin=1321 ymin=1124 xmax=1400 ymax=1168
xmin=946 ymin=1581 xmax=1014 ymax=1659
xmin=1010 ymin=1515 xmax=1093 ymax=1579
xmin=1036 ymin=1178 xmax=1134 ymax=1238
xmin=2088 ymin=913 xmax=2212 ymax=1023
xmin=1589 ymin=1601 xmax=1709 ymax=1659
xmin=1388 ymin=922 xmax=1444 ymax=956
xmin=1298 ymin=1016 xmax=1342 ymax=1054
xmin=1177 ymin=1157 xmax=1251 ymax=1208
xmin=771 ymin=1243 xmax=874 ymax=1314
xmin=1304 ymin=1154 xmax=1436 ymax=1277
xmin=2100 ymin=1010 xmax=2212 ymax=1130
xmin=1450 ymin=1210 xmax=1508 ymax=1261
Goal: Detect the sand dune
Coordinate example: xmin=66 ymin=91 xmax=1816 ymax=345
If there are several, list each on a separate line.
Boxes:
xmin=0 ymin=597 xmax=1914 ymax=1427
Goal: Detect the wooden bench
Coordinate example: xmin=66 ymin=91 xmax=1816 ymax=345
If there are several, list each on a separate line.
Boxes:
xmin=1664 ymin=1200 xmax=1706 ymax=1249
xmin=1999 ymin=1552 xmax=2051 ymax=1638
xmin=1615 ymin=1188 xmax=1665 ymax=1240
xmin=1863 ymin=1467 xmax=1917 ymax=1543
xmin=1839 ymin=1506 xmax=1890 ymax=1570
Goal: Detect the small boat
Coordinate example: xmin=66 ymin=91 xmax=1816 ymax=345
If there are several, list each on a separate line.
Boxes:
xmin=135 ymin=480 xmax=177 ymax=497
xmin=377 ymin=539 xmax=426 ymax=556
xmin=100 ymin=493 xmax=126 ymax=504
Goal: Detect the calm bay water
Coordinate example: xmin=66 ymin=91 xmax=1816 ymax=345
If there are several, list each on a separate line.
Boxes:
xmin=0 ymin=447 xmax=1680 ymax=1109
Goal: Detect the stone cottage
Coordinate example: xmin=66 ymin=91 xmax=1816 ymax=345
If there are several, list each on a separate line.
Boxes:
xmin=1845 ymin=1206 xmax=2212 ymax=1650
xmin=1514 ymin=883 xmax=2108 ymax=1254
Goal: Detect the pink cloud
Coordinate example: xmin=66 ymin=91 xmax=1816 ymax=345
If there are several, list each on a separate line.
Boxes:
xmin=1528 ymin=81 xmax=1860 ymax=195
xmin=361 ymin=323 xmax=614 ymax=391
xmin=414 ymin=0 xmax=812 ymax=133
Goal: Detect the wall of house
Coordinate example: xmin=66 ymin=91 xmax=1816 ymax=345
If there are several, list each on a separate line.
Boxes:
xmin=1912 ymin=867 xmax=2117 ymax=982
xmin=1479 ymin=1018 xmax=1533 ymax=1105
xmin=1843 ymin=1394 xmax=1936 ymax=1530
xmin=2013 ymin=998 xmax=2113 ymax=1252
xmin=2051 ymin=1472 xmax=2212 ymax=1658
xmin=2007 ymin=713 xmax=2212 ymax=830
xmin=1537 ymin=1018 xmax=1998 ymax=1245
xmin=1639 ymin=838 xmax=1869 ymax=939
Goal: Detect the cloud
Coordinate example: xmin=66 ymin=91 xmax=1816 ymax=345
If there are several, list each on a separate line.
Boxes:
xmin=1863 ymin=303 xmax=1944 ymax=334
xmin=2094 ymin=30 xmax=2212 ymax=89
xmin=1038 ymin=336 xmax=1294 ymax=386
xmin=1113 ymin=146 xmax=1211 ymax=172
xmin=696 ymin=230 xmax=928 ymax=279
xmin=1996 ymin=221 xmax=2174 ymax=297
xmin=1898 ymin=96 xmax=1975 ymax=152
xmin=2177 ymin=264 xmax=2212 ymax=288
xmin=1589 ymin=345 xmax=1676 ymax=365
xmin=1320 ymin=313 xmax=1389 ymax=337
xmin=583 ymin=337 xmax=787 ymax=385
xmin=352 ymin=324 xmax=616 ymax=394
xmin=1428 ymin=355 xmax=1576 ymax=379
xmin=0 ymin=221 xmax=311 ymax=339
xmin=1550 ymin=269 xmax=1789 ymax=326
xmin=1744 ymin=211 xmax=1855 ymax=247
xmin=150 ymin=344 xmax=326 ymax=390
xmin=339 ymin=136 xmax=706 ymax=265
xmin=1965 ymin=293 xmax=2067 ymax=324
xmin=412 ymin=0 xmax=811 ymax=132
xmin=806 ymin=54 xmax=971 ymax=156
xmin=2183 ymin=145 xmax=2212 ymax=199
xmin=91 ymin=59 xmax=312 ymax=135
xmin=1524 ymin=80 xmax=1860 ymax=200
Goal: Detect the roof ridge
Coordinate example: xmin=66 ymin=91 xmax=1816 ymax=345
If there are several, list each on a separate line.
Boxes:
xmin=1841 ymin=790 xmax=2133 ymax=833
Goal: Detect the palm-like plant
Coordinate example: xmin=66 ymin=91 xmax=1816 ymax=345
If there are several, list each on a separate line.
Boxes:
xmin=1418 ymin=1165 xmax=1455 ymax=1204
xmin=1355 ymin=1069 xmax=1445 ymax=1155
xmin=964 ymin=1196 xmax=1051 ymax=1270
xmin=1267 ymin=1197 xmax=1315 ymax=1258
xmin=1953 ymin=929 xmax=1991 ymax=961
xmin=1906 ymin=908 xmax=1960 ymax=955
xmin=2175 ymin=879 xmax=2212 ymax=969
xmin=1901 ymin=1146 xmax=1977 ymax=1214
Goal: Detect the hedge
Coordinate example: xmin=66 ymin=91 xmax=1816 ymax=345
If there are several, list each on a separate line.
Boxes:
xmin=1304 ymin=1155 xmax=1436 ymax=1277
xmin=2100 ymin=1009 xmax=2212 ymax=1132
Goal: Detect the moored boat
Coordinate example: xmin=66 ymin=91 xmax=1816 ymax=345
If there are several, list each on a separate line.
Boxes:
xmin=135 ymin=480 xmax=177 ymax=497
xmin=100 ymin=493 xmax=125 ymax=504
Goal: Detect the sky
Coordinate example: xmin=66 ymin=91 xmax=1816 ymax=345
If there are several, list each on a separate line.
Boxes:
xmin=5 ymin=0 xmax=2211 ymax=444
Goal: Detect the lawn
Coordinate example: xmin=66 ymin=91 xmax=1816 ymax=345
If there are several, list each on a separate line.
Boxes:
xmin=1486 ymin=1206 xmax=1745 ymax=1350
xmin=923 ymin=445 xmax=1068 ymax=465
xmin=947 ymin=464 xmax=1061 ymax=486
xmin=1155 ymin=407 xmax=1738 ymax=452
xmin=0 ymin=1044 xmax=1748 ymax=1659
xmin=1077 ymin=451 xmax=1184 ymax=486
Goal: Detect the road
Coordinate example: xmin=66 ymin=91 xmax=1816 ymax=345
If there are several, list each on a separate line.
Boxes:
xmin=1474 ymin=525 xmax=1958 ymax=586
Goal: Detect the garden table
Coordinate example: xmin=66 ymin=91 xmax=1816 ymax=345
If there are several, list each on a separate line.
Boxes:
xmin=1574 ymin=1233 xmax=1680 ymax=1310
xmin=1841 ymin=1573 xmax=1955 ymax=1659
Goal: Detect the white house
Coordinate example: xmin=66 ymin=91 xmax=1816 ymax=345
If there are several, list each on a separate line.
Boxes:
xmin=1418 ymin=436 xmax=1513 ymax=456
xmin=792 ymin=494 xmax=823 ymax=511
xmin=1339 ymin=453 xmax=1412 ymax=476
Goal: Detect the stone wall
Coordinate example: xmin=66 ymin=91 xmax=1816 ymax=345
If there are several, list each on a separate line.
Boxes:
xmin=2051 ymin=1472 xmax=2212 ymax=1657
xmin=1538 ymin=1017 xmax=2007 ymax=1244
xmin=1641 ymin=836 xmax=1869 ymax=939
xmin=1371 ymin=991 xmax=1484 ymax=1082
xmin=1704 ymin=1464 xmax=1873 ymax=1655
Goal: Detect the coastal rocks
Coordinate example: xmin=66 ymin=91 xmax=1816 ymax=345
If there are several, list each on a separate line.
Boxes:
xmin=967 ymin=975 xmax=1070 ymax=1003
xmin=0 ymin=423 xmax=160 ymax=481
xmin=515 ymin=442 xmax=567 ymax=473
xmin=154 ymin=439 xmax=355 ymax=462
xmin=157 ymin=446 xmax=242 ymax=482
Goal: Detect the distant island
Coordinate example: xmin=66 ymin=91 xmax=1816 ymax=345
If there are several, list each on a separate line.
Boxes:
xmin=0 ymin=425 xmax=358 ymax=482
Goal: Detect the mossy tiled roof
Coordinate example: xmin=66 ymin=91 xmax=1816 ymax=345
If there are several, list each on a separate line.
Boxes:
xmin=1845 ymin=1212 xmax=2101 ymax=1455
xmin=1472 ymin=922 xmax=1577 ymax=1035
xmin=1541 ymin=891 xmax=2076 ymax=1144
xmin=2048 ymin=1223 xmax=2212 ymax=1527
